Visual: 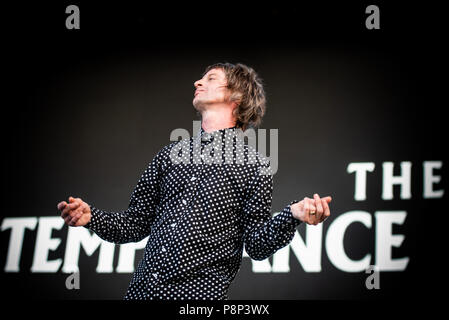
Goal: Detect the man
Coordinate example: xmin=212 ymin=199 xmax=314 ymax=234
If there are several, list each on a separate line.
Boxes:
xmin=57 ymin=62 xmax=332 ymax=300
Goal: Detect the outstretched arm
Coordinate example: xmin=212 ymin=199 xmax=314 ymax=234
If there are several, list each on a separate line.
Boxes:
xmin=242 ymin=165 xmax=332 ymax=261
xmin=57 ymin=150 xmax=164 ymax=244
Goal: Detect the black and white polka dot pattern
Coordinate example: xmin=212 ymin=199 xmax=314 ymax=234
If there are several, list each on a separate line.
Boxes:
xmin=85 ymin=126 xmax=302 ymax=300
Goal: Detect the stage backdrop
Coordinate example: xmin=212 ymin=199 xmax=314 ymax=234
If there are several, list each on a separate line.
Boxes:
xmin=1 ymin=2 xmax=444 ymax=300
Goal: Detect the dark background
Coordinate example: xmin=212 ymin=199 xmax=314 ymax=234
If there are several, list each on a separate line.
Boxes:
xmin=1 ymin=0 xmax=446 ymax=304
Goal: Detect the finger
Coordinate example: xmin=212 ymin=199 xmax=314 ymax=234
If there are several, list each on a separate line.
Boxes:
xmin=83 ymin=203 xmax=91 ymax=213
xmin=321 ymin=198 xmax=331 ymax=222
xmin=63 ymin=208 xmax=77 ymax=220
xmin=303 ymin=197 xmax=309 ymax=212
xmin=322 ymin=196 xmax=332 ymax=203
xmin=80 ymin=202 xmax=89 ymax=213
xmin=306 ymin=197 xmax=317 ymax=225
xmin=309 ymin=203 xmax=317 ymax=214
xmin=70 ymin=207 xmax=83 ymax=217
xmin=61 ymin=210 xmax=70 ymax=219
xmin=64 ymin=216 xmax=72 ymax=225
xmin=314 ymin=193 xmax=324 ymax=221
xmin=67 ymin=201 xmax=80 ymax=210
xmin=69 ymin=218 xmax=78 ymax=226
xmin=303 ymin=197 xmax=310 ymax=223
xmin=68 ymin=213 xmax=81 ymax=226
xmin=306 ymin=197 xmax=316 ymax=212
xmin=307 ymin=198 xmax=318 ymax=224
xmin=61 ymin=205 xmax=72 ymax=217
xmin=57 ymin=201 xmax=67 ymax=211
xmin=62 ymin=204 xmax=82 ymax=219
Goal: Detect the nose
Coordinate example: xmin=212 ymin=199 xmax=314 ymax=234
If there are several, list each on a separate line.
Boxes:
xmin=194 ymin=79 xmax=203 ymax=89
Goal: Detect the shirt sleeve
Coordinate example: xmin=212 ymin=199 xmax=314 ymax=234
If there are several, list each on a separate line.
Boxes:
xmin=242 ymin=163 xmax=302 ymax=261
xmin=83 ymin=149 xmax=164 ymax=244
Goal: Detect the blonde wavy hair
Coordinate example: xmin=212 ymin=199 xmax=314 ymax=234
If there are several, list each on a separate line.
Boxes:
xmin=203 ymin=62 xmax=266 ymax=131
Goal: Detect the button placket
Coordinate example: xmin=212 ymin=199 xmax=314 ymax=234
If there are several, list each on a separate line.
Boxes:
xmin=182 ymin=164 xmax=201 ymax=211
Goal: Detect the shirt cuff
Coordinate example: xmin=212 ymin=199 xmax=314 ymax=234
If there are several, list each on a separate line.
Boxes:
xmin=83 ymin=205 xmax=101 ymax=230
xmin=277 ymin=200 xmax=302 ymax=230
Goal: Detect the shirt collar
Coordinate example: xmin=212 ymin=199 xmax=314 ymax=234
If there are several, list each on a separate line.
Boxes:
xmin=199 ymin=126 xmax=238 ymax=143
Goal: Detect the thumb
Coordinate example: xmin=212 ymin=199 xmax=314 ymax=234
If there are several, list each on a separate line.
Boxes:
xmin=57 ymin=201 xmax=67 ymax=210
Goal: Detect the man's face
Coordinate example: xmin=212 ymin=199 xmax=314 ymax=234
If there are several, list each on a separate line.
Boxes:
xmin=193 ymin=68 xmax=230 ymax=111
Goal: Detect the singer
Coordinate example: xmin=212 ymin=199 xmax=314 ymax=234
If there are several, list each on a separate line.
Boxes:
xmin=57 ymin=62 xmax=332 ymax=300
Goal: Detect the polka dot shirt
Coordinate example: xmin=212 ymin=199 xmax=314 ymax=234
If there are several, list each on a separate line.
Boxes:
xmin=84 ymin=126 xmax=302 ymax=300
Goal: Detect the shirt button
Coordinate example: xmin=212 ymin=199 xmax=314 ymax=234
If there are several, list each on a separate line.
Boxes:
xmin=152 ymin=273 xmax=158 ymax=279
xmin=191 ymin=176 xmax=197 ymax=181
xmin=170 ymin=223 xmax=177 ymax=228
xmin=161 ymin=246 xmax=166 ymax=252
xmin=182 ymin=199 xmax=187 ymax=205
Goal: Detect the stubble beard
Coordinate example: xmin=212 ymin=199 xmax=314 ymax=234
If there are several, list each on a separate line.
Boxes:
xmin=193 ymin=97 xmax=206 ymax=113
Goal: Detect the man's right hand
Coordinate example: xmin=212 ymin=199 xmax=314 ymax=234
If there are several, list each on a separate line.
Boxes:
xmin=57 ymin=196 xmax=92 ymax=227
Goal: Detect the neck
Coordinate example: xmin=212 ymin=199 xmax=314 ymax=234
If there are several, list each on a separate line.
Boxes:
xmin=201 ymin=108 xmax=236 ymax=133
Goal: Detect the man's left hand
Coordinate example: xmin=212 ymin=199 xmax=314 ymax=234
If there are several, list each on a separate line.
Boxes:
xmin=290 ymin=194 xmax=332 ymax=225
